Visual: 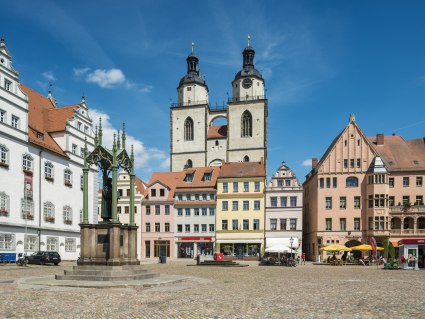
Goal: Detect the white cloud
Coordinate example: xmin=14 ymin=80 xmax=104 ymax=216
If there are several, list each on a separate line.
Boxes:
xmin=73 ymin=67 xmax=90 ymax=77
xmin=89 ymin=109 xmax=169 ymax=176
xmin=302 ymin=159 xmax=312 ymax=167
xmin=139 ymin=85 xmax=153 ymax=93
xmin=42 ymin=71 xmax=56 ymax=82
xmin=86 ymin=68 xmax=126 ymax=88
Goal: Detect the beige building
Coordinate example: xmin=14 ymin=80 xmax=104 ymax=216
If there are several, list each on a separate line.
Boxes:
xmin=170 ymin=39 xmax=267 ymax=171
xmin=303 ymin=114 xmax=425 ymax=264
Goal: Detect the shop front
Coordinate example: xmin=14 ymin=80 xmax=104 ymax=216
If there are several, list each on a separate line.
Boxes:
xmin=217 ymin=240 xmax=262 ymax=260
xmin=399 ymin=238 xmax=425 ymax=270
xmin=176 ymin=237 xmax=214 ymax=258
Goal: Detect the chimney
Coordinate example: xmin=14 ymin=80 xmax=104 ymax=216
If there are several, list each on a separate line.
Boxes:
xmin=312 ymin=158 xmax=318 ymax=169
xmin=376 ymin=134 xmax=384 ymax=146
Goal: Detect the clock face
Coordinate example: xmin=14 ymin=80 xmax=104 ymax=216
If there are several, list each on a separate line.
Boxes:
xmin=242 ymin=78 xmax=252 ymax=89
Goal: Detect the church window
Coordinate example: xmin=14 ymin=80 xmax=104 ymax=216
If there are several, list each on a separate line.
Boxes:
xmin=185 ymin=159 xmax=193 ymax=169
xmin=215 ymin=140 xmax=219 ymax=146
xmin=243 ymin=155 xmax=249 ymax=162
xmin=346 ymin=176 xmax=358 ymax=187
xmin=241 ymin=111 xmax=252 ymax=137
xmin=187 ymin=87 xmax=192 ymax=91
xmin=184 ymin=117 xmax=194 ymax=141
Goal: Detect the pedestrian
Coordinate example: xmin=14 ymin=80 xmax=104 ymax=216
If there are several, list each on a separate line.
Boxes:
xmin=301 ymin=252 xmax=306 ymax=265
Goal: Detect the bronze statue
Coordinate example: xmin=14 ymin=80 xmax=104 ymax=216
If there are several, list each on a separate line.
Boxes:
xmin=101 ymin=173 xmax=113 ymax=221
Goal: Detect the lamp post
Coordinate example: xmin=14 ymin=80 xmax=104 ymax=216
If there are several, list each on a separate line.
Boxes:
xmin=290 ymin=237 xmax=294 ymax=259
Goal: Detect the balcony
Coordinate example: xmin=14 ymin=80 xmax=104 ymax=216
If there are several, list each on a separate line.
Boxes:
xmin=228 ymin=95 xmax=266 ymax=103
xmin=171 ymin=100 xmax=209 ymax=108
xmin=390 ymin=229 xmax=425 ymax=235
xmin=389 ymin=205 xmax=425 ymax=214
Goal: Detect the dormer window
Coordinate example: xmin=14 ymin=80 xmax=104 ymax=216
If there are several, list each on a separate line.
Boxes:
xmin=4 ymin=79 xmax=11 ymax=91
xmin=36 ymin=132 xmax=44 ymax=140
xmin=203 ymin=173 xmax=212 ymax=181
xmin=151 ymin=189 xmax=156 ymax=197
xmin=185 ymin=173 xmax=194 ymax=182
xmin=160 ymin=189 xmax=165 ymax=197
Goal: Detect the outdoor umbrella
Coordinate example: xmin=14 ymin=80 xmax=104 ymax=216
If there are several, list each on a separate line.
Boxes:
xmin=351 ymin=244 xmax=384 ymax=251
xmin=265 ymin=244 xmax=294 ymax=253
xmin=319 ymin=244 xmax=352 ymax=252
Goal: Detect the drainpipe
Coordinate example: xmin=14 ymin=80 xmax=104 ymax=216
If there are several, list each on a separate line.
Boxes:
xmin=38 ymin=149 xmax=43 ymax=251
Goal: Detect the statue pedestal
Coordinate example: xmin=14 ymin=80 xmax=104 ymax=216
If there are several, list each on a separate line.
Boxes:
xmin=79 ymin=223 xmax=139 ymax=266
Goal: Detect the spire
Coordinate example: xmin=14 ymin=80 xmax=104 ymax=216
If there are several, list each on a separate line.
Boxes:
xmin=187 ymin=42 xmax=199 ymax=74
xmin=113 ymin=132 xmax=117 ymax=151
xmin=192 ymin=41 xmax=195 ymax=54
xmin=94 ymin=125 xmax=98 ymax=145
xmin=349 ymin=113 xmax=356 ymax=123
xmin=130 ymin=144 xmax=135 ymax=174
xmin=98 ymin=118 xmax=103 ymax=145
xmin=117 ymin=130 xmax=121 ymax=149
xmin=122 ymin=123 xmax=126 ymax=150
xmin=247 ymin=34 xmax=251 ymax=47
xmin=243 ymin=35 xmax=255 ymax=68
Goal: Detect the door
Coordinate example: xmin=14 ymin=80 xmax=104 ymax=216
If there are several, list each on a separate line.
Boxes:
xmin=407 ymin=248 xmax=417 ymax=268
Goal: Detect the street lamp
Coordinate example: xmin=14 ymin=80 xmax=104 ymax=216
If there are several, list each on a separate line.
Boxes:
xmin=289 ymin=236 xmax=294 ymax=259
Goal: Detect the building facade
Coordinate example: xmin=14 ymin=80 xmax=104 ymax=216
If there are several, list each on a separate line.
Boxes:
xmin=0 ymin=38 xmax=97 ymax=260
xmin=170 ymin=39 xmax=267 ymax=171
xmin=265 ymin=162 xmax=303 ymax=253
xmin=303 ymin=114 xmax=425 ymax=266
xmin=174 ymin=166 xmax=219 ymax=258
xmin=215 ymin=160 xmax=266 ymax=259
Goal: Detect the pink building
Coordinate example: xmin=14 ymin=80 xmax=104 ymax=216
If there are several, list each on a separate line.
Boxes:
xmin=303 ymin=114 xmax=425 ymax=266
xmin=141 ymin=172 xmax=184 ymax=259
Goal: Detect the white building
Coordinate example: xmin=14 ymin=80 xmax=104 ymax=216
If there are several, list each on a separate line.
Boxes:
xmin=170 ymin=38 xmax=267 ymax=171
xmin=0 ymin=38 xmax=97 ymax=261
xmin=265 ymin=162 xmax=303 ymax=253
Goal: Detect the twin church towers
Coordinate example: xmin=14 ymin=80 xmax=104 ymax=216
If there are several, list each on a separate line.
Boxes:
xmin=170 ymin=37 xmax=268 ymax=171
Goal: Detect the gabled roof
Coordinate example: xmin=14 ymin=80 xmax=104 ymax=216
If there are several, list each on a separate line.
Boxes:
xmin=207 ymin=125 xmax=227 ymax=139
xmin=175 ymin=166 xmax=220 ymax=190
xmin=218 ymin=160 xmax=265 ymax=178
xmin=134 ymin=176 xmax=148 ymax=195
xmin=20 ymin=83 xmax=80 ymax=157
xmin=368 ymin=135 xmax=425 ymax=171
xmin=146 ymin=171 xmax=185 ymax=201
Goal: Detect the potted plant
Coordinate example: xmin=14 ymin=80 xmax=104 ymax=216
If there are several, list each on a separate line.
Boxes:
xmin=64 ymin=219 xmax=72 ymax=225
xmin=45 ymin=176 xmax=54 ymax=182
xmin=46 ymin=216 xmax=55 ymax=222
xmin=23 ymin=169 xmax=33 ymax=176
xmin=0 ymin=208 xmax=8 ymax=216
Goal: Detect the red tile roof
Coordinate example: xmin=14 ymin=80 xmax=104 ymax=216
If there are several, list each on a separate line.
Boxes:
xmin=146 ymin=171 xmax=185 ymax=201
xmin=218 ymin=161 xmax=266 ymax=178
xmin=207 ymin=125 xmax=227 ymax=139
xmin=175 ymin=166 xmax=220 ymax=191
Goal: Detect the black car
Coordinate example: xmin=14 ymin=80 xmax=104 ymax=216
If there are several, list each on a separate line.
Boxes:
xmin=28 ymin=251 xmax=61 ymax=265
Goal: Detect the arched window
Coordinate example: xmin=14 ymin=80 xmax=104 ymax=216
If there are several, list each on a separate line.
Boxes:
xmin=215 ymin=140 xmax=219 ymax=146
xmin=184 ymin=117 xmax=194 ymax=141
xmin=241 ymin=111 xmax=252 ymax=137
xmin=0 ymin=144 xmax=9 ymax=166
xmin=185 ymin=159 xmax=193 ymax=169
xmin=44 ymin=162 xmax=54 ymax=179
xmin=243 ymin=155 xmax=250 ymax=162
xmin=64 ymin=169 xmax=73 ymax=186
xmin=46 ymin=237 xmax=58 ymax=251
xmin=22 ymin=154 xmax=33 ymax=172
xmin=43 ymin=201 xmax=55 ymax=222
xmin=0 ymin=192 xmax=10 ymax=216
xmin=63 ymin=206 xmax=72 ymax=224
xmin=346 ymin=176 xmax=358 ymax=187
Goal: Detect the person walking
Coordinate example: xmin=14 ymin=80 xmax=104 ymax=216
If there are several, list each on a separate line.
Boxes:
xmin=301 ymin=252 xmax=306 ymax=265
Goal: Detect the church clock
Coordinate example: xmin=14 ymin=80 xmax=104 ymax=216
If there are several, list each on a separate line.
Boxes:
xmin=242 ymin=78 xmax=252 ymax=89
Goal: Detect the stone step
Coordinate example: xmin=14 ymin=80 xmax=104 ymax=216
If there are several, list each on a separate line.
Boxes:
xmin=73 ymin=265 xmax=142 ymax=271
xmin=55 ymin=272 xmax=160 ymax=281
xmin=64 ymin=269 xmax=149 ymax=276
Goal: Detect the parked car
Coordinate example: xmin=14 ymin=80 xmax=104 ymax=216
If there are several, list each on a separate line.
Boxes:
xmin=28 ymin=251 xmax=61 ymax=265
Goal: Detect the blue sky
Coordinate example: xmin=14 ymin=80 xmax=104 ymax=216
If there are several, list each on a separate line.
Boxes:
xmin=2 ymin=1 xmax=425 ymax=182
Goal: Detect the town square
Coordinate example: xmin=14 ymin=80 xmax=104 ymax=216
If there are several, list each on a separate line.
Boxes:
xmin=1 ymin=1 xmax=425 ymax=318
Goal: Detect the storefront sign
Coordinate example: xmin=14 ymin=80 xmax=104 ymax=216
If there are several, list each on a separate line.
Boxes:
xmin=399 ymin=238 xmax=425 ymax=245
xmin=179 ymin=237 xmax=212 ymax=241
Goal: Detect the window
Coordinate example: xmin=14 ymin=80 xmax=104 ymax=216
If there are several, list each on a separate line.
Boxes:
xmin=340 ymin=197 xmax=346 ymax=209
xmin=223 ymin=182 xmax=228 ymax=193
xmin=185 ymin=224 xmax=191 ymax=233
xmin=280 ymin=219 xmax=287 ymax=230
xmin=80 ymin=147 xmax=85 ymax=157
xmin=319 ymin=178 xmax=324 ymax=188
xmin=209 ymin=208 xmax=215 ymax=216
xmin=0 ymin=192 xmax=9 ymax=216
xmin=44 ymin=162 xmax=54 ymax=180
xmin=43 ymin=202 xmax=55 ymax=222
xmin=194 ymin=208 xmax=199 ymax=216
xmin=357 ymin=159 xmax=361 ymax=168
xmin=0 ymin=233 xmax=14 ymax=250
xmin=184 ymin=117 xmax=194 ymax=141
xmin=36 ymin=132 xmax=44 ymax=140
xmin=389 ymin=177 xmax=394 ymax=188
xmin=21 ymin=199 xmax=34 ymax=219
xmin=77 ymin=122 xmax=82 ymax=131
xmin=11 ymin=115 xmax=19 ymax=128
xmin=368 ymin=217 xmax=373 ymax=230
xmin=209 ymin=194 xmax=215 ymax=200
xmin=185 ymin=208 xmax=190 ymax=216
xmin=146 ymin=206 xmax=151 ymax=215
xmin=151 ymin=189 xmax=156 ymax=197
xmin=271 ymin=197 xmax=277 ymax=207
xmin=160 ymin=189 xmax=165 ymax=197
xmin=0 ymin=109 xmax=5 ymax=123
xmin=145 ymin=222 xmax=151 ymax=232
xmin=203 ymin=173 xmax=211 ymax=181
xmin=209 ymin=224 xmax=215 ymax=232
xmin=416 ymin=196 xmax=424 ymax=206
xmin=22 ymin=154 xmax=33 ymax=172
xmin=285 ymin=180 xmax=291 ymax=187
xmin=350 ymin=159 xmax=354 ymax=168
xmin=232 ymin=219 xmax=238 ymax=230
xmin=325 ymin=218 xmax=332 ymax=231
xmin=184 ymin=174 xmax=193 ymax=182
xmin=241 ymin=110 xmax=252 ymax=137
xmin=72 ymin=144 xmax=77 ymax=154
xmin=277 ymin=179 xmax=283 ymax=187
xmin=185 ymin=159 xmax=193 ymax=169
xmin=417 ymin=177 xmax=423 ymax=187
xmin=280 ymin=197 xmax=287 ymax=207
xmin=325 ymin=197 xmax=332 ymax=209
xmin=0 ymin=145 xmax=9 ymax=166
xmin=232 ymin=201 xmax=238 ymax=211
xmin=65 ymin=238 xmax=76 ymax=252
xmin=64 ymin=169 xmax=72 ymax=186
xmin=253 ymin=219 xmax=260 ymax=230
xmin=155 ymin=223 xmax=160 ymax=232
xmin=354 ymin=218 xmax=360 ymax=230
xmin=389 ymin=196 xmax=395 ymax=207
xmin=177 ymin=224 xmax=182 ymax=233
xmin=165 ymin=205 xmax=170 ymax=215
xmin=333 ymin=177 xmax=337 ymax=188
xmin=222 ymin=201 xmax=228 ymax=211
xmin=4 ymin=79 xmax=12 ymax=91
xmin=177 ymin=194 xmax=183 ymax=201
xmin=354 ymin=196 xmax=361 ymax=209
xmin=222 ymin=220 xmax=228 ymax=230
xmin=194 ymin=224 xmax=199 ymax=233
xmin=338 ymin=218 xmax=345 ymax=231
xmin=254 ymin=200 xmax=260 ymax=210
xmin=84 ymin=125 xmax=89 ymax=134
xmin=290 ymin=196 xmax=297 ymax=207
xmin=63 ymin=206 xmax=72 ymax=224
xmin=289 ymin=218 xmax=296 ymax=230
xmin=118 ymin=189 xmax=123 ymax=197
xmin=346 ymin=177 xmax=358 ymax=187
xmin=243 ymin=155 xmax=249 ymax=162
xmin=201 ymin=224 xmax=207 ymax=232
xmin=403 ymin=196 xmax=410 ymax=205
xmin=403 ymin=177 xmax=409 ymax=187
xmin=46 ymin=237 xmax=58 ymax=251
xmin=243 ymin=201 xmax=249 ymax=210
xmin=326 ymin=178 xmax=330 ymax=188
xmin=233 ymin=182 xmax=238 ymax=192
xmin=243 ymin=182 xmax=249 ymax=192
xmin=270 ymin=219 xmax=277 ymax=230
xmin=24 ymin=235 xmax=38 ymax=251
xmin=344 ymin=159 xmax=348 ymax=168
xmin=254 ymin=181 xmax=260 ymax=192
xmin=186 ymin=194 xmax=192 ymax=200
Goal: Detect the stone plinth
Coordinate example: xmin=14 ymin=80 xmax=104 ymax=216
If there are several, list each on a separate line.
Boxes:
xmin=56 ymin=265 xmax=159 ymax=281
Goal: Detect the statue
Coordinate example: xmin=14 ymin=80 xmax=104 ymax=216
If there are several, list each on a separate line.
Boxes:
xmin=101 ymin=173 xmax=113 ymax=221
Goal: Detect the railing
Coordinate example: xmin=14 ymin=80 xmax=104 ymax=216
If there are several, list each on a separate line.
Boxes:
xmin=389 ymin=205 xmax=425 ymax=213
xmin=228 ymin=95 xmax=266 ymax=103
xmin=171 ymin=100 xmax=209 ymax=108
xmin=390 ymin=229 xmax=425 ymax=235
xmin=209 ymin=104 xmax=227 ymax=111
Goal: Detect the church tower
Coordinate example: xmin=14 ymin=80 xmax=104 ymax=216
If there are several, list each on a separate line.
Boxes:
xmin=227 ymin=36 xmax=267 ymax=164
xmin=170 ymin=43 xmax=209 ymax=172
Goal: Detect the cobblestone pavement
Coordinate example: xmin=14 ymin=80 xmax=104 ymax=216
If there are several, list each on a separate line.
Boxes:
xmin=0 ymin=260 xmax=424 ymax=318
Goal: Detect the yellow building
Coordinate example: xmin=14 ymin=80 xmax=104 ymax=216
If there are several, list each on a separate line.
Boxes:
xmin=216 ymin=160 xmax=266 ymax=259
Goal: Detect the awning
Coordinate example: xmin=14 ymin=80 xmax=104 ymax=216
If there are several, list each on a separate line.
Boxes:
xmin=390 ymin=240 xmax=399 ymax=247
xmin=266 ymin=237 xmax=299 ymax=249
xmin=217 ymin=239 xmax=263 ymax=244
